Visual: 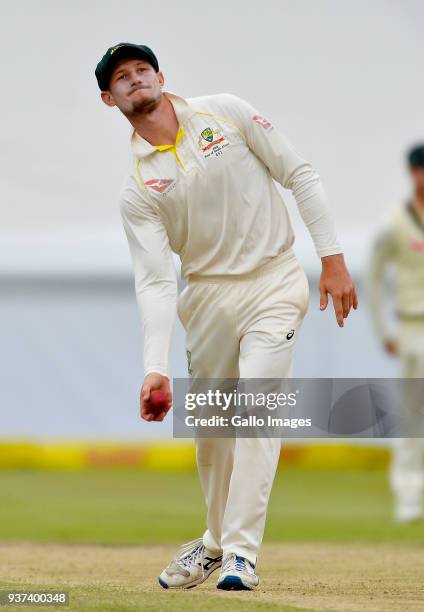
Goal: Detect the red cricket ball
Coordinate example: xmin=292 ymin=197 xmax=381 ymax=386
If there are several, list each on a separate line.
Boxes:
xmin=149 ymin=390 xmax=169 ymax=414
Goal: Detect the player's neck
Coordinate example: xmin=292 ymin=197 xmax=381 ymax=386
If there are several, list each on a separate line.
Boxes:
xmin=128 ymin=94 xmax=179 ymax=146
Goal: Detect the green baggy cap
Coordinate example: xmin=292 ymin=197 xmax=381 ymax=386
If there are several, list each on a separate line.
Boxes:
xmin=95 ymin=43 xmax=159 ymax=91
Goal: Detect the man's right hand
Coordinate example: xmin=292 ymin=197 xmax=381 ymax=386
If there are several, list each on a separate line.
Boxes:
xmin=383 ymin=339 xmax=398 ymax=356
xmin=140 ymin=373 xmax=172 ymax=422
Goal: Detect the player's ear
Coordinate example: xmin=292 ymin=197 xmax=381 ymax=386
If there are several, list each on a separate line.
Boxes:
xmin=100 ymin=91 xmax=116 ymax=107
xmin=157 ymin=71 xmax=165 ymax=87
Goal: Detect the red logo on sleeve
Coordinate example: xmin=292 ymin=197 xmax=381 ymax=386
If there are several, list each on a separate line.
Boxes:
xmin=252 ymin=115 xmax=272 ymax=130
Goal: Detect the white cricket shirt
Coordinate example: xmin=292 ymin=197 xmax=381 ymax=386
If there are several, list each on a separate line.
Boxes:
xmin=368 ymin=201 xmax=424 ymax=340
xmin=120 ymin=92 xmax=342 ymax=376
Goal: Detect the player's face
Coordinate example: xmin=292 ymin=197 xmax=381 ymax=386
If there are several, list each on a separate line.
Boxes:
xmin=410 ymin=167 xmax=424 ymax=193
xmin=102 ymin=58 xmax=164 ymax=115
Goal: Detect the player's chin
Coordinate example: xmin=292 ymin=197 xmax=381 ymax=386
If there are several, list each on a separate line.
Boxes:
xmin=131 ymin=97 xmax=154 ymax=113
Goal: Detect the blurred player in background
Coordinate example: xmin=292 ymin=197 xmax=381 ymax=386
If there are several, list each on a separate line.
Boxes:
xmin=96 ymin=42 xmax=357 ymax=590
xmin=368 ymin=144 xmax=424 ymax=523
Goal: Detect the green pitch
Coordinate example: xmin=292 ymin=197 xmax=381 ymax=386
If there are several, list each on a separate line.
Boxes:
xmin=0 ymin=468 xmax=423 ymax=543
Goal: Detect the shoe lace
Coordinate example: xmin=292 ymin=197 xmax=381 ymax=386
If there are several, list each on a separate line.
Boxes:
xmin=222 ymin=553 xmax=248 ymax=573
xmin=174 ymin=537 xmax=206 ymax=576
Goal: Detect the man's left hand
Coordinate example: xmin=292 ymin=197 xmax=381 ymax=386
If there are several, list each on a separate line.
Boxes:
xmin=319 ymin=254 xmax=358 ymax=327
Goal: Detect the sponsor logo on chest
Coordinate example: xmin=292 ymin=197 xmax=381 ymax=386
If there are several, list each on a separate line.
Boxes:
xmin=198 ymin=126 xmax=230 ymax=159
xmin=145 ymin=178 xmax=176 ymax=196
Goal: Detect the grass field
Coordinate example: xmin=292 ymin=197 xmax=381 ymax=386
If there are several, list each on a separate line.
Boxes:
xmin=1 ymin=468 xmax=424 ymax=611
xmin=1 ymin=469 xmax=423 ymax=543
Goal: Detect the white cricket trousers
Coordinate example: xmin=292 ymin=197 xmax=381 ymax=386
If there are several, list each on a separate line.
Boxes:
xmin=177 ymin=248 xmax=309 ymax=565
xmin=390 ymin=321 xmax=424 ymax=511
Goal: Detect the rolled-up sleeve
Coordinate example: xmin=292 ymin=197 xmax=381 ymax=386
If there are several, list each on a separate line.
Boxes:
xmin=120 ymin=178 xmax=177 ymax=378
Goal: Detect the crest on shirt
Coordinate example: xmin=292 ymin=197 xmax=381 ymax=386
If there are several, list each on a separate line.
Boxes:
xmin=198 ymin=126 xmax=230 ymax=158
xmin=145 ymin=178 xmax=176 ymax=195
xmin=252 ymin=115 xmax=273 ymax=131
xmin=201 ymin=127 xmax=214 ymax=143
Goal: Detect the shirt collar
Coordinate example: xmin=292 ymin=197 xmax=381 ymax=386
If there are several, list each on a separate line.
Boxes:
xmin=131 ymin=91 xmax=192 ymax=159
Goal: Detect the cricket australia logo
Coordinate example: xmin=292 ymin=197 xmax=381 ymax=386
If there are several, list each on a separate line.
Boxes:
xmin=201 ymin=127 xmax=214 ymax=142
xmin=145 ymin=179 xmax=176 ymax=195
xmin=110 ymin=44 xmax=123 ymax=55
xmin=198 ymin=126 xmax=230 ymax=159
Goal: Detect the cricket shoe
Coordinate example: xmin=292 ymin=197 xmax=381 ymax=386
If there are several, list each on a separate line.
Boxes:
xmin=158 ymin=537 xmax=222 ymax=589
xmin=216 ymin=553 xmax=259 ymax=590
